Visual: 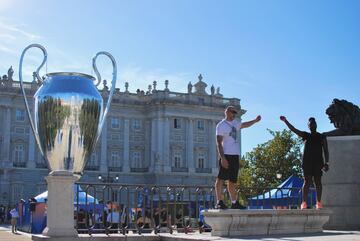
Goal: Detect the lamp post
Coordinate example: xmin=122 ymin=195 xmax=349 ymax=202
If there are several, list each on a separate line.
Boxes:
xmin=98 ymin=173 xmax=119 ymax=183
xmin=98 ymin=173 xmax=119 ymax=202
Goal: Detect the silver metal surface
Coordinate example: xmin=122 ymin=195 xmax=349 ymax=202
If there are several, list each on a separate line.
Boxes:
xmin=19 ymin=44 xmax=117 ymax=176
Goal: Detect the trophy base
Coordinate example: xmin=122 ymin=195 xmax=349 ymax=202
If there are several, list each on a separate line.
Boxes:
xmin=49 ymin=170 xmax=78 ymax=177
xmin=42 ymin=174 xmax=79 ymax=238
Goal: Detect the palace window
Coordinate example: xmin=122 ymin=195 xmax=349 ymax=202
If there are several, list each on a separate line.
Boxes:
xmin=16 ymin=109 xmax=25 ymax=122
xmin=86 ymin=153 xmax=98 ymax=169
xmin=173 ymin=118 xmax=181 ymax=129
xmin=132 ymin=151 xmax=142 ymax=168
xmin=197 ymin=120 xmax=205 ymax=131
xmin=173 ymin=153 xmax=182 ymax=168
xmin=13 ymin=144 xmax=25 ymax=166
xmin=197 ymin=152 xmax=206 ymax=169
xmin=132 ymin=119 xmax=141 ymax=130
xmin=11 ymin=184 xmax=23 ymax=204
xmin=111 ymin=151 xmax=120 ymax=167
xmin=111 ymin=118 xmax=120 ymax=129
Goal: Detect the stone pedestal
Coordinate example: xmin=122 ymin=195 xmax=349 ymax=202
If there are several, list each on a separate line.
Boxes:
xmin=41 ymin=172 xmax=79 ymax=237
xmin=322 ymin=136 xmax=360 ymax=230
xmin=204 ymin=209 xmax=331 ymax=237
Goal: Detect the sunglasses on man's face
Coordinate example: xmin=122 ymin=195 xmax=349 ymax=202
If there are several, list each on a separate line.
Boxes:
xmin=230 ymin=110 xmax=237 ymax=114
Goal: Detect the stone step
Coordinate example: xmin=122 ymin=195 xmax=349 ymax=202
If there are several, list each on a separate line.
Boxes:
xmin=204 ymin=209 xmax=332 ymax=237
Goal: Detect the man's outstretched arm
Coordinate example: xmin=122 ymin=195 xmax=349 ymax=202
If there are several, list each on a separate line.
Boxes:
xmin=280 ymin=116 xmax=305 ymax=138
xmin=240 ymin=115 xmax=261 ymax=129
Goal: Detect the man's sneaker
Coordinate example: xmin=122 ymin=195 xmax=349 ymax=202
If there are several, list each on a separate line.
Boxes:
xmin=231 ymin=201 xmax=247 ymax=209
xmin=216 ymin=200 xmax=228 ymax=209
xmin=316 ymin=202 xmax=323 ymax=210
xmin=300 ymin=201 xmax=307 ymax=210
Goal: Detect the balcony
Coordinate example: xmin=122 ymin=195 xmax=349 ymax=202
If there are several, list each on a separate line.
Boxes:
xmin=84 ymin=165 xmax=99 ymax=171
xmin=195 ymin=168 xmax=212 ymax=173
xmin=13 ymin=162 xmax=26 ymax=168
xmin=108 ymin=166 xmax=122 ymax=172
xmin=130 ymin=167 xmax=149 ymax=173
xmin=35 ymin=162 xmax=47 ymax=169
xmin=171 ymin=167 xmax=189 ymax=172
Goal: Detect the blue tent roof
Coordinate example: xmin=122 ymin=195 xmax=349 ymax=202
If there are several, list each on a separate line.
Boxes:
xmin=34 ymin=184 xmax=98 ymax=204
xmin=248 ymin=175 xmax=316 ymax=208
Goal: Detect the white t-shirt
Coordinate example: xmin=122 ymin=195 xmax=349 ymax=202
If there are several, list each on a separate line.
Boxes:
xmin=216 ymin=119 xmax=241 ymax=155
xmin=10 ymin=209 xmax=19 ymax=218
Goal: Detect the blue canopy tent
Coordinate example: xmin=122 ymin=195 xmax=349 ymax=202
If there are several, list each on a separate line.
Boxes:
xmin=17 ymin=185 xmax=101 ymax=234
xmin=248 ymin=175 xmax=316 ymax=209
xmin=35 ymin=184 xmax=98 ymax=204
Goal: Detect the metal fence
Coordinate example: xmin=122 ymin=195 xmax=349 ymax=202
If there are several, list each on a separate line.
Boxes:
xmin=74 ymin=182 xmax=316 ymax=235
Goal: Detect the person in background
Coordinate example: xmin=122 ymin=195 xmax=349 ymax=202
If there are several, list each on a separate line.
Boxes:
xmin=10 ymin=206 xmax=19 ymax=233
xmin=0 ymin=204 xmax=5 ymax=223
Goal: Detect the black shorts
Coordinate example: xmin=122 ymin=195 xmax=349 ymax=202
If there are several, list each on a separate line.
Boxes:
xmin=302 ymin=161 xmax=323 ymax=177
xmin=217 ymin=155 xmax=239 ymax=183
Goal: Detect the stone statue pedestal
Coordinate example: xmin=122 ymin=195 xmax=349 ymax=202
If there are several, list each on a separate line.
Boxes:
xmin=204 ymin=209 xmax=331 ymax=237
xmin=322 ymin=135 xmax=360 ymax=230
xmin=41 ymin=171 xmax=79 ymax=237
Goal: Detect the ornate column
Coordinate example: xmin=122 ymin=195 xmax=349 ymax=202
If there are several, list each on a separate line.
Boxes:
xmin=209 ymin=120 xmax=217 ymax=172
xmin=28 ymin=131 xmax=36 ymax=168
xmin=3 ymin=107 xmax=11 ymax=163
xmin=150 ymin=119 xmax=157 ymax=172
xmin=100 ymin=121 xmax=108 ymax=172
xmin=144 ymin=120 xmax=151 ymax=169
xmin=156 ymin=118 xmax=166 ymax=171
xmin=186 ymin=118 xmax=194 ymax=173
xmin=162 ymin=118 xmax=170 ymax=172
xmin=123 ymin=119 xmax=130 ymax=172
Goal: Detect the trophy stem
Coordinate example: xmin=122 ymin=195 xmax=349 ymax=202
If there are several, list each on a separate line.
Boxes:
xmin=41 ymin=174 xmax=79 ymax=237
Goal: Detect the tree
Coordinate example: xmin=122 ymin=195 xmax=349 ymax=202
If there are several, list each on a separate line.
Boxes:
xmin=238 ymin=129 xmax=303 ymax=191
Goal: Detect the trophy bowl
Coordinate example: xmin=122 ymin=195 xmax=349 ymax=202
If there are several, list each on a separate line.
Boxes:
xmin=19 ymin=44 xmax=117 ymax=176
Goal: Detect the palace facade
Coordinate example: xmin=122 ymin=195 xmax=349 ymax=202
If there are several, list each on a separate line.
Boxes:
xmin=0 ymin=70 xmax=245 ymax=206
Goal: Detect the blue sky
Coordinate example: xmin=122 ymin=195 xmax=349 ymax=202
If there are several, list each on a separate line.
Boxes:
xmin=0 ymin=0 xmax=359 ymax=154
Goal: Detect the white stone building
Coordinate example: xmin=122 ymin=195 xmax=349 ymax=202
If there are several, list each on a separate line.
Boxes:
xmin=0 ymin=70 xmax=245 ymax=206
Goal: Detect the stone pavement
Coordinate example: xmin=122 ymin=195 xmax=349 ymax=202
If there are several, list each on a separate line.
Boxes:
xmin=0 ymin=225 xmax=32 ymax=241
xmin=1 ymin=225 xmax=359 ymax=241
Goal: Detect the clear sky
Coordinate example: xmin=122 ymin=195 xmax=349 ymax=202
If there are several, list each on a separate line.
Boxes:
xmin=0 ymin=0 xmax=359 ymax=154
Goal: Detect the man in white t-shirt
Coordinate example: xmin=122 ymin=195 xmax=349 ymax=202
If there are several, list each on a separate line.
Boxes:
xmin=10 ymin=206 xmax=19 ymax=233
xmin=215 ymin=106 xmax=261 ymax=209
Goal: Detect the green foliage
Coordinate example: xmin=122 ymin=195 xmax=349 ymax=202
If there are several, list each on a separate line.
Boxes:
xmin=238 ymin=129 xmax=303 ymax=191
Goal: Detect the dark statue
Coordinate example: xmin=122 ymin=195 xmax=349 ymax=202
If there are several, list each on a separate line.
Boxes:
xmin=7 ymin=66 xmax=14 ymax=81
xmin=324 ymin=98 xmax=360 ymax=136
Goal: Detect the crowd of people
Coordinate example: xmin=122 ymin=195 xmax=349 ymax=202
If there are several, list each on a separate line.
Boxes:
xmin=75 ymin=201 xmax=199 ymax=234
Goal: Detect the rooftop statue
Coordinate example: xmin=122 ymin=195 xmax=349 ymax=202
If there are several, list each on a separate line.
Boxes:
xmin=324 ymin=98 xmax=360 ymax=136
xmin=8 ymin=66 xmax=14 ymax=81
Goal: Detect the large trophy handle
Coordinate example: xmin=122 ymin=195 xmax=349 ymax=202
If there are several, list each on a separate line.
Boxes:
xmin=19 ymin=44 xmax=47 ymax=157
xmin=92 ymin=51 xmax=117 ymax=142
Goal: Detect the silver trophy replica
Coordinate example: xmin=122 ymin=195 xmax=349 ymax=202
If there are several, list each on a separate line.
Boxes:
xmin=19 ymin=44 xmax=117 ymax=237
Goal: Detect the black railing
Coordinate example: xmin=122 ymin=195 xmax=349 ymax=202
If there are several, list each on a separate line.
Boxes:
xmin=73 ymin=182 xmax=317 ymax=235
